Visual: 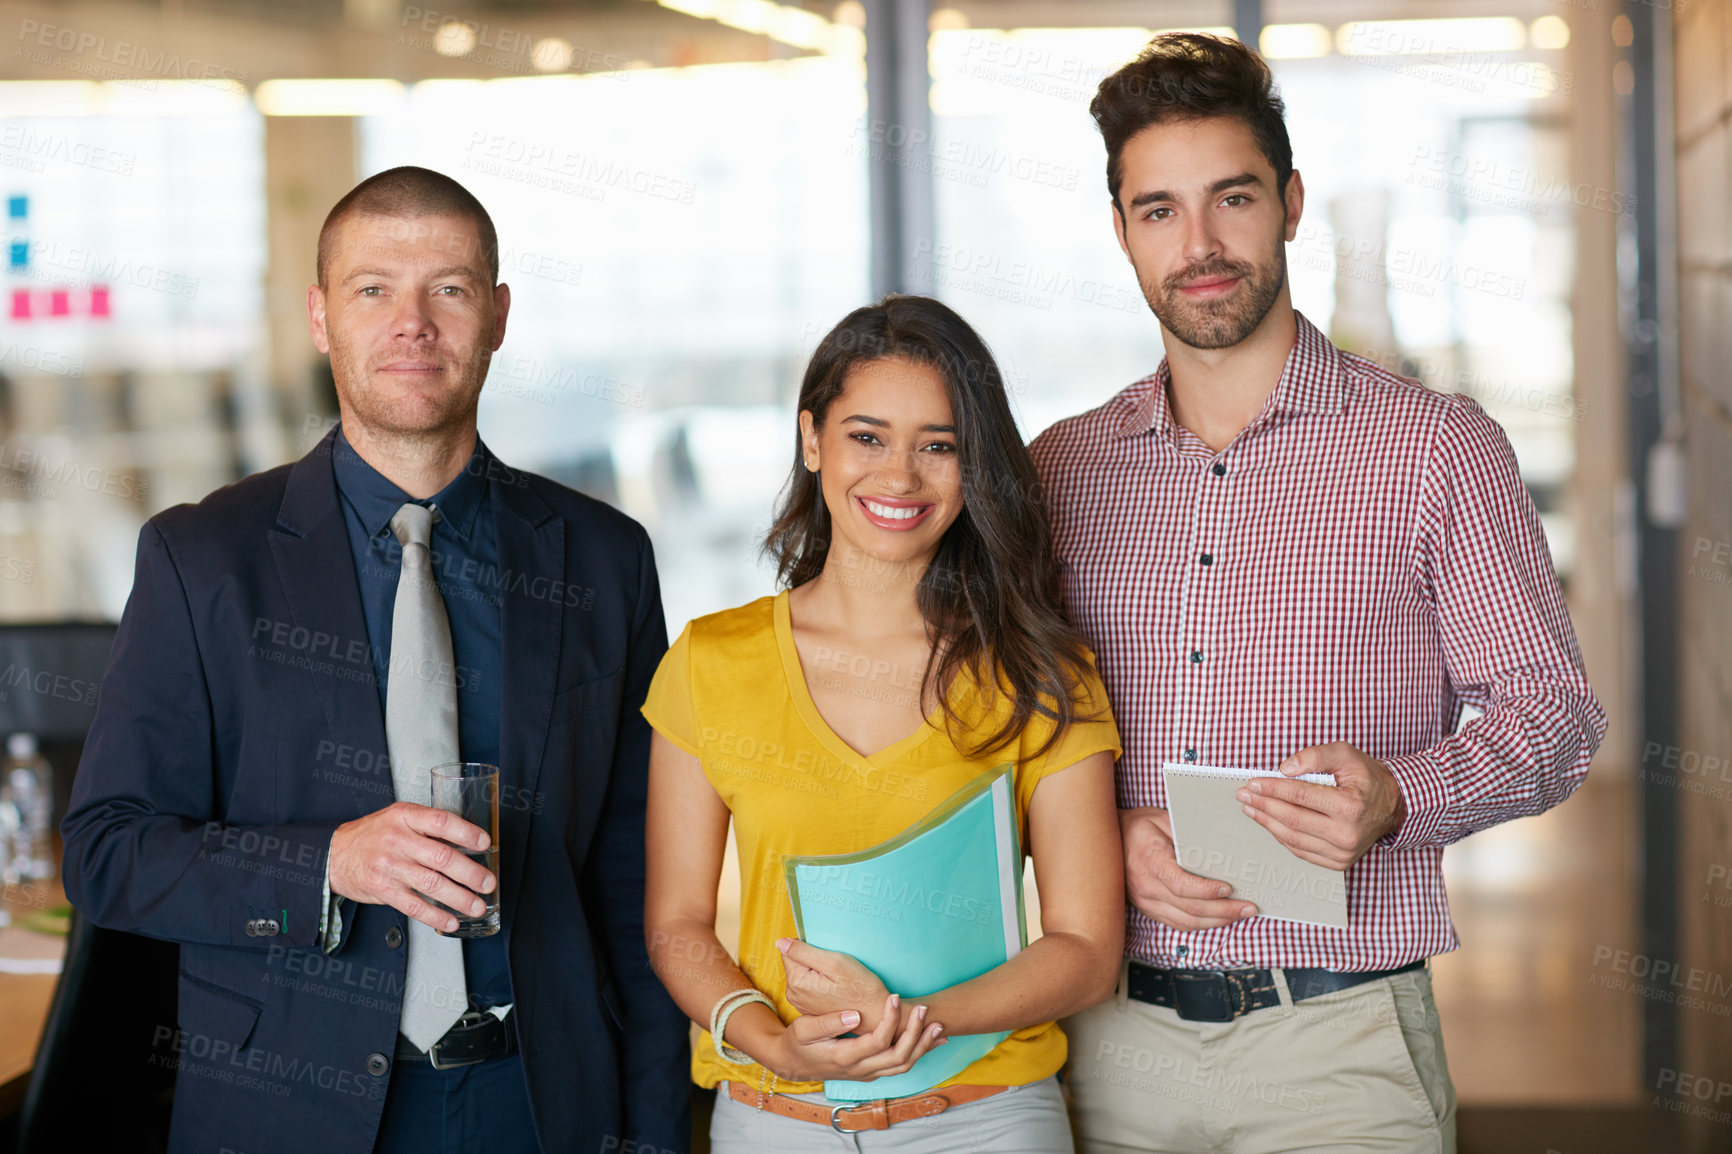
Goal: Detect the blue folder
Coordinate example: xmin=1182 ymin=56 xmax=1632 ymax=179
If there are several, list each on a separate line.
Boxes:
xmin=783 ymin=763 xmax=1026 ymax=1100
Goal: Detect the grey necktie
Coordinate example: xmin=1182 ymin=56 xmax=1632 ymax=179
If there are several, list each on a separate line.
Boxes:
xmin=385 ymin=502 xmax=468 ymax=1052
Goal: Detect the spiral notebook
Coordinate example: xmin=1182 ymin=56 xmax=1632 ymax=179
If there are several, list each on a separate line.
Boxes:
xmin=1161 ymin=762 xmax=1350 ymax=929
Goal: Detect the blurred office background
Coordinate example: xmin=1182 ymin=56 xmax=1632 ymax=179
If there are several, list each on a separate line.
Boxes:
xmin=0 ymin=0 xmax=1727 ymax=1150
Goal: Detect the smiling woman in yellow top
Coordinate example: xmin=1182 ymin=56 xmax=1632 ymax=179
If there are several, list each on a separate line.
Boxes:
xmin=643 ymin=295 xmax=1125 ymax=1152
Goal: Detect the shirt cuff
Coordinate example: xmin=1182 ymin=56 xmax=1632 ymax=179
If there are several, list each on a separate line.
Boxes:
xmin=318 ymin=845 xmax=345 ymax=953
xmin=1378 ymin=750 xmax=1452 ymax=850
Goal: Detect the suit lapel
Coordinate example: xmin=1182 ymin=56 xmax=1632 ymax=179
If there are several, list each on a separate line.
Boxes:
xmin=492 ymin=474 xmax=563 ymax=930
xmin=269 ymin=433 xmax=565 ymax=924
xmin=269 ymin=431 xmax=391 ymax=820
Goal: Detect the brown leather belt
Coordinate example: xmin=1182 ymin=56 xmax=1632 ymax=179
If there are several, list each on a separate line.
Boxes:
xmin=724 ymin=1080 xmax=1010 ymax=1132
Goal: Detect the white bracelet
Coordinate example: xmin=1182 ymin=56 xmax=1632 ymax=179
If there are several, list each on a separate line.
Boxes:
xmin=710 ymin=988 xmax=775 ymax=1065
xmin=709 ymin=988 xmax=758 ymax=1040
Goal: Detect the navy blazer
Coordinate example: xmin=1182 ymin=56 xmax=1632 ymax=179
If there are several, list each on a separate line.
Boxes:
xmin=62 ymin=428 xmax=690 ymax=1154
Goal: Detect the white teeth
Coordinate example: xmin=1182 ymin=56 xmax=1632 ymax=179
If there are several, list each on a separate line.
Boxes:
xmin=864 ymin=500 xmax=924 ymax=521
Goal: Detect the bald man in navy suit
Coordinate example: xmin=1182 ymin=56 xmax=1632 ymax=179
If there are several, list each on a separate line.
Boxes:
xmin=63 ymin=166 xmax=689 ymax=1154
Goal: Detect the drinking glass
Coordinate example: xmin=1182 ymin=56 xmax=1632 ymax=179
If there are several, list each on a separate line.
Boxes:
xmin=429 ymin=761 xmax=501 ymax=938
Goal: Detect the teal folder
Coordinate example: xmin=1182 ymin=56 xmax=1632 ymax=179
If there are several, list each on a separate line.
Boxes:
xmin=783 ymin=764 xmax=1026 ymax=1101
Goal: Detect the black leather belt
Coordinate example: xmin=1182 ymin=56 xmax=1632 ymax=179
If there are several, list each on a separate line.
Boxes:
xmin=395 ymin=1009 xmax=518 ymax=1069
xmin=1127 ymin=958 xmax=1426 ymax=1023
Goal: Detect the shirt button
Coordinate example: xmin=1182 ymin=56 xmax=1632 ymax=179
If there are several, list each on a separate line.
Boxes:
xmin=1199 ymin=554 xmax=1213 ymax=566
xmin=1183 ymin=748 xmax=1198 ymax=762
xmin=1189 ymin=650 xmax=1203 ymax=663
xmin=1212 ymin=462 xmax=1227 ymax=476
xmin=366 ymin=1053 xmax=390 ymax=1077
xmin=385 ymin=926 xmax=404 ymax=949
xmin=1176 ymin=944 xmax=1189 ymax=958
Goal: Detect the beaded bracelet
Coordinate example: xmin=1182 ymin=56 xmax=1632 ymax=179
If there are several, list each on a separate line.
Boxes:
xmin=709 ymin=988 xmax=776 ymax=1065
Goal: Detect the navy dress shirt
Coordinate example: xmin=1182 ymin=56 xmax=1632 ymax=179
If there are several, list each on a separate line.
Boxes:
xmin=331 ymin=428 xmax=511 ymax=1010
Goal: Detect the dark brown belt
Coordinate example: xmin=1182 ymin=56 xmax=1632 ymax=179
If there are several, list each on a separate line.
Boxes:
xmin=1127 ymin=958 xmax=1426 ymax=1023
xmin=725 ymin=1079 xmax=1009 ymax=1132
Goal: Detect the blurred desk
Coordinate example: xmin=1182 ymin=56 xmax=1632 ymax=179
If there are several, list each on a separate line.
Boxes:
xmin=0 ymin=880 xmax=66 ymax=1119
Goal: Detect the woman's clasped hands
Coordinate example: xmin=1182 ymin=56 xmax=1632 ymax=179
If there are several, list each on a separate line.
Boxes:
xmin=759 ymin=936 xmax=948 ymax=1083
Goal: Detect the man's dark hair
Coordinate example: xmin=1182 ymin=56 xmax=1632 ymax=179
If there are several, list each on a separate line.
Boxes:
xmin=316 ymin=166 xmax=499 ymax=288
xmin=1090 ymin=32 xmax=1293 ymax=215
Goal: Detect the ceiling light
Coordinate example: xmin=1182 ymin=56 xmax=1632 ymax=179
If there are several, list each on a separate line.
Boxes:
xmin=650 ymin=0 xmax=859 ymax=55
xmin=254 ymin=79 xmax=407 ymax=116
xmin=434 ymin=19 xmax=477 ymax=57
xmin=1260 ymin=23 xmax=1332 ymax=59
xmin=1336 ymin=18 xmax=1527 ymax=57
xmin=1530 ymin=15 xmax=1570 ymax=50
xmin=532 ymin=38 xmax=574 ymax=72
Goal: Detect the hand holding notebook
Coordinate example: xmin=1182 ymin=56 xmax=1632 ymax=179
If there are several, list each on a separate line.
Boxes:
xmin=1236 ymin=741 xmax=1411 ymax=871
xmin=784 ymin=764 xmax=1025 ymax=1100
xmin=777 ymin=936 xmax=901 ymax=1032
xmin=1161 ymin=763 xmax=1350 ymax=928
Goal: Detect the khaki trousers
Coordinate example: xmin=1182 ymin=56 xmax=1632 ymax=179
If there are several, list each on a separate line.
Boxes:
xmin=1063 ymin=965 xmax=1456 ymax=1154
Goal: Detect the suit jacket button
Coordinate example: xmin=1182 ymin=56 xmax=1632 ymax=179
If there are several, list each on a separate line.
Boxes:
xmin=265 ymin=920 xmax=279 ymax=936
xmin=366 ymin=1053 xmax=389 ymax=1077
xmin=385 ymin=927 xmax=403 ymax=949
xmin=244 ymin=920 xmax=258 ymax=937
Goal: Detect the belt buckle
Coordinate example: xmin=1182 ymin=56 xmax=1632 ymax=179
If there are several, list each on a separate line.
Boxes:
xmin=830 ymin=1100 xmax=887 ymax=1133
xmin=428 ymin=1047 xmax=482 ymax=1071
xmin=428 ymin=1010 xmax=496 ymax=1071
xmin=1173 ymin=969 xmax=1251 ymax=1023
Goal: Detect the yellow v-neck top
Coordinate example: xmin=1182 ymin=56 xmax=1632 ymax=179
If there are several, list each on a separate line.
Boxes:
xmin=642 ymin=590 xmax=1122 ymax=1095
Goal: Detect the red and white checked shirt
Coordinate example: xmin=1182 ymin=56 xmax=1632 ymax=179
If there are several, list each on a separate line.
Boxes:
xmin=1028 ymin=312 xmax=1606 ymax=971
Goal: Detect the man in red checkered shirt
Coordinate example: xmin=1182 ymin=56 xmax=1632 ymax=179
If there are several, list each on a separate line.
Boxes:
xmin=1032 ymin=33 xmax=1606 ymax=1154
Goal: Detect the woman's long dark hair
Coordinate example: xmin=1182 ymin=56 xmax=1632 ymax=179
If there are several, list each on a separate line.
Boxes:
xmin=764 ymin=294 xmax=1098 ymax=761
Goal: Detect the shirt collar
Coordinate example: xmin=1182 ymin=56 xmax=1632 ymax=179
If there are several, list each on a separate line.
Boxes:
xmin=1111 ymin=363 xmax=1177 ymax=440
xmin=1268 ymin=311 xmax=1348 ymax=419
xmin=1111 ymin=310 xmax=1347 ymax=440
xmin=331 ymin=426 xmax=488 ymax=543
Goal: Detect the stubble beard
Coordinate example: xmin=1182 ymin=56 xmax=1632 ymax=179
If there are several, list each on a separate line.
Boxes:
xmin=326 ymin=321 xmax=489 ymax=444
xmin=1142 ymin=239 xmax=1288 ymax=351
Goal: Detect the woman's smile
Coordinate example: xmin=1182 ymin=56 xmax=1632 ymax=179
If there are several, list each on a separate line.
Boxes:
xmin=857 ymin=495 xmax=937 ymax=530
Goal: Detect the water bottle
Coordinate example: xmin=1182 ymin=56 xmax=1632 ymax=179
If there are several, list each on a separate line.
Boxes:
xmin=0 ymin=785 xmax=20 ymax=891
xmin=3 ymin=732 xmax=53 ymax=881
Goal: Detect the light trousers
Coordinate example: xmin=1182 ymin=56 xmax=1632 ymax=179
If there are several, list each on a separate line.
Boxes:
xmin=1063 ymin=965 xmax=1456 ymax=1154
xmin=709 ymin=1076 xmax=1075 ymax=1153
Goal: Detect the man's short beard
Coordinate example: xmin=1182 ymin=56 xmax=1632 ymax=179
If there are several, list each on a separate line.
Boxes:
xmin=326 ymin=325 xmax=486 ymax=440
xmin=1143 ymin=242 xmax=1288 ymax=351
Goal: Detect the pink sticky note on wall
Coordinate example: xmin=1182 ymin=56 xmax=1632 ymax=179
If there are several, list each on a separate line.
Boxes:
xmin=9 ymin=289 xmax=30 ymax=319
xmin=48 ymin=289 xmax=71 ymax=317
xmin=89 ymin=285 xmax=110 ymax=317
